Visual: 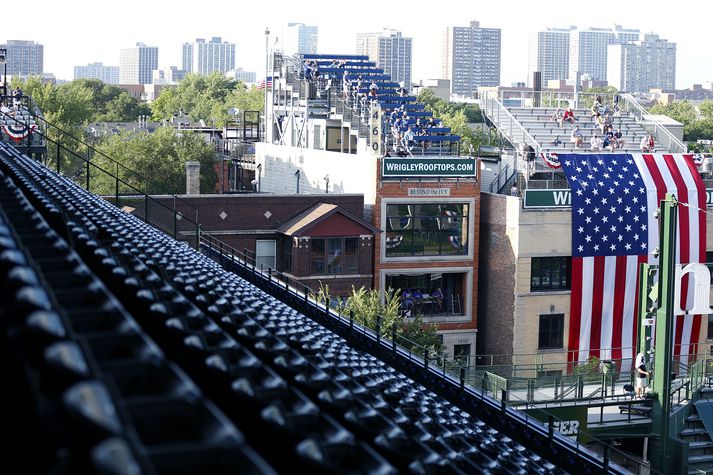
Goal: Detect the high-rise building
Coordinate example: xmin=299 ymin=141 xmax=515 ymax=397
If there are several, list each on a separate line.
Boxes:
xmin=527 ymin=28 xmax=571 ymax=86
xmin=74 ymin=62 xmax=119 ymax=84
xmin=282 ymin=23 xmax=318 ymax=56
xmin=608 ymin=34 xmax=676 ymax=93
xmin=568 ymin=25 xmax=639 ymax=82
xmin=356 ymin=29 xmax=412 ymax=89
xmin=1 ymin=40 xmax=43 ymax=77
xmin=119 ymin=43 xmax=158 ymax=85
xmin=226 ymin=68 xmax=257 ymax=84
xmin=442 ymin=21 xmax=501 ymax=96
xmin=181 ymin=37 xmax=236 ymax=75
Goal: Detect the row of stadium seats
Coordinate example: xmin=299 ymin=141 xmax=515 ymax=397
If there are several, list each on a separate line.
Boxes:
xmin=0 ymin=159 xmax=274 ymax=474
xmin=0 ymin=142 xmax=579 ymax=473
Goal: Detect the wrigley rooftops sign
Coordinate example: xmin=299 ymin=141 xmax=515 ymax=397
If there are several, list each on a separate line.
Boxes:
xmin=524 ymin=189 xmax=713 ymax=209
xmin=382 ymin=157 xmax=477 ymax=178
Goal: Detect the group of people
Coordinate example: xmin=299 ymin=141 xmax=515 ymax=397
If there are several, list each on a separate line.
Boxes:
xmin=550 ymin=106 xmax=576 ymax=127
xmin=401 ymin=287 xmax=444 ymax=316
xmin=0 ymin=89 xmax=24 ymax=117
xmin=639 ymin=133 xmax=656 ymax=153
xmin=566 ymin=123 xmax=626 ymax=152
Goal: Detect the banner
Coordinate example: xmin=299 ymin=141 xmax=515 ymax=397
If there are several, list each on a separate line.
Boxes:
xmin=382 ymin=157 xmax=477 ymax=178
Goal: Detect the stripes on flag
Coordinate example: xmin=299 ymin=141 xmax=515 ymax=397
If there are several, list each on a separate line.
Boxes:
xmin=256 ymin=76 xmax=273 ymax=91
xmin=560 ymin=153 xmax=706 ymax=370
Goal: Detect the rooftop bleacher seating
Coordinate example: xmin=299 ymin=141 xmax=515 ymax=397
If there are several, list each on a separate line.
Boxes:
xmin=0 ymin=140 xmax=619 ymax=473
xmin=288 ymin=52 xmax=462 ymax=156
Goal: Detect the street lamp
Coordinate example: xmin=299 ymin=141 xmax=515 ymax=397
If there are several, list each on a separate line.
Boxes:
xmin=324 ymin=174 xmax=329 ymax=194
xmin=295 ymin=169 xmax=300 ymax=194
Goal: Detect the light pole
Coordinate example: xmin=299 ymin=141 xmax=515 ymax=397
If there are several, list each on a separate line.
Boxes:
xmin=264 ymin=27 xmax=270 ymax=142
xmin=324 ymin=174 xmax=329 ymax=194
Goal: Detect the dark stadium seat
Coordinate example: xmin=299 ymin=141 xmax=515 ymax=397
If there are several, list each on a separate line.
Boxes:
xmin=0 ymin=139 xmax=612 ymax=474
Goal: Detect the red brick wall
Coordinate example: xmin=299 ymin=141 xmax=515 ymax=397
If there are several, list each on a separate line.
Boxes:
xmin=373 ymin=157 xmax=481 ymax=331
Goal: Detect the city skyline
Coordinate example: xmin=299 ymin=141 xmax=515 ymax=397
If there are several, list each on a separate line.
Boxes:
xmin=3 ymin=0 xmax=710 ymax=89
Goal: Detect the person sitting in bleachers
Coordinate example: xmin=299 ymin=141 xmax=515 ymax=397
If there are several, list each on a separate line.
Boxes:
xmin=551 ymin=136 xmax=562 ymax=146
xmin=570 ymin=126 xmax=584 ymax=148
xmin=550 ymin=108 xmax=562 ymax=124
xmin=403 ymin=125 xmax=415 ymax=152
xmin=303 ymin=60 xmax=312 ymax=80
xmin=602 ymin=134 xmax=613 ymax=152
xmin=604 ymin=127 xmax=614 ymax=150
xmin=561 ymin=107 xmax=576 ymax=127
xmin=614 ymin=128 xmax=625 ymax=148
xmin=590 ymin=133 xmax=603 ymax=152
xmin=397 ymin=82 xmax=408 ymax=97
xmin=639 ymin=135 xmax=650 ymax=152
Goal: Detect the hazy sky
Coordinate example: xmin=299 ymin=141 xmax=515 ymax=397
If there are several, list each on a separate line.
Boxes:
xmin=7 ymin=0 xmax=711 ymax=88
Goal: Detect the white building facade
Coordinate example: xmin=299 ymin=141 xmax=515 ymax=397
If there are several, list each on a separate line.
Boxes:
xmin=119 ymin=43 xmax=158 ymax=85
xmin=442 ymin=21 xmax=501 ymax=96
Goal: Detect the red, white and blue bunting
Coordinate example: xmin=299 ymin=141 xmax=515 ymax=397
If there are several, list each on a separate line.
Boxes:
xmin=2 ymin=123 xmax=37 ymax=143
xmin=540 ymin=152 xmax=561 ymax=169
xmin=690 ymin=153 xmax=705 ymax=167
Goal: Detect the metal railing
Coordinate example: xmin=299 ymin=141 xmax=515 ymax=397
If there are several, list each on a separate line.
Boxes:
xmin=198 ymin=232 xmax=631 ymax=474
xmin=620 ymin=93 xmax=687 ymax=153
xmin=479 ymin=90 xmax=542 ymax=153
xmin=0 ymin=104 xmax=202 ymax=249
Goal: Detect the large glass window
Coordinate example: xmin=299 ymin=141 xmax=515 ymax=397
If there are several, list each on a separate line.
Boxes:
xmin=255 ymin=240 xmax=276 ymax=269
xmin=311 ymin=237 xmax=358 ymax=275
xmin=531 ymin=257 xmax=571 ymax=291
xmin=538 ymin=313 xmax=564 ymax=350
xmin=385 ymin=203 xmax=469 ymax=257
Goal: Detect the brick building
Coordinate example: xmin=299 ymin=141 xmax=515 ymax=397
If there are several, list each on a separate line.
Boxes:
xmin=161 ymin=193 xmax=377 ymax=298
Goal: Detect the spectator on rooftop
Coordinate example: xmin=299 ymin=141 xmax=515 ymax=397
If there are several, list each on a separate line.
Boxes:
xmin=551 ymin=136 xmax=562 ymax=146
xmin=550 ymin=108 xmax=563 ymax=124
xmin=397 ymin=82 xmax=408 ymax=97
xmin=590 ymin=133 xmax=603 ymax=152
xmin=570 ymin=126 xmax=584 ymax=148
xmin=614 ymin=128 xmax=625 ymax=148
xmin=523 ymin=143 xmax=536 ymax=162
xmin=404 ymin=125 xmax=415 ymax=152
xmin=561 ymin=106 xmax=576 ymax=127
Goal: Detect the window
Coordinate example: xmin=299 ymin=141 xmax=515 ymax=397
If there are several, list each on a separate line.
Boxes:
xmin=453 ymin=344 xmax=471 ymax=367
xmin=310 ymin=237 xmax=359 ymax=275
xmin=531 ymin=257 xmax=571 ymax=291
xmin=538 ymin=313 xmax=564 ymax=350
xmin=255 ymin=240 xmax=276 ymax=270
xmin=385 ymin=203 xmax=469 ymax=257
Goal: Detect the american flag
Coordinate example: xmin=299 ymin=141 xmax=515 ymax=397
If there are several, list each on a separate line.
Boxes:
xmin=256 ymin=77 xmax=273 ymax=91
xmin=559 ymin=153 xmax=706 ymax=369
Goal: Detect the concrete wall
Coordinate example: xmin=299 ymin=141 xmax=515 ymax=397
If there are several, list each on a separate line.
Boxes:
xmin=256 ymin=143 xmax=378 ymax=204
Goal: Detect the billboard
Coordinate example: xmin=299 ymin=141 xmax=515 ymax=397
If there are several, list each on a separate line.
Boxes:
xmin=382 ymin=157 xmax=477 ymax=178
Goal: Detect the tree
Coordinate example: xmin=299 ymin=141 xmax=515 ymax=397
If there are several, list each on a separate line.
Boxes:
xmin=90 ymin=127 xmax=217 ymax=195
xmin=150 ymin=72 xmax=263 ymax=127
xmin=340 ymin=285 xmax=443 ymax=354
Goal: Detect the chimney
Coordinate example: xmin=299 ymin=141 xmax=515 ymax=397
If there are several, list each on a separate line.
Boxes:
xmin=186 ymin=161 xmax=200 ymax=195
